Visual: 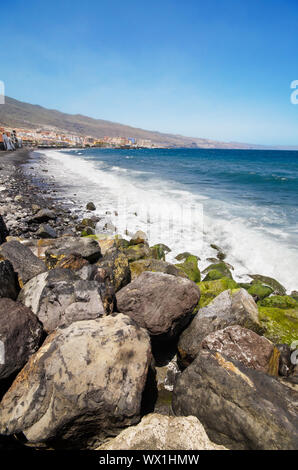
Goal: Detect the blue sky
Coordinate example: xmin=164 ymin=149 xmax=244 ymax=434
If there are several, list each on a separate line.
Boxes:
xmin=1 ymin=0 xmax=298 ymax=145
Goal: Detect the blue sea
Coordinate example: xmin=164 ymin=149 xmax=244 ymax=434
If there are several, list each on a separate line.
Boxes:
xmin=34 ymin=147 xmax=298 ymax=292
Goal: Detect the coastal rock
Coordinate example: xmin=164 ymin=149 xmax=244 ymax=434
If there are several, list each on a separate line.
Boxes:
xmin=129 ymin=258 xmax=186 ymax=281
xmin=201 ymin=325 xmax=279 ymax=375
xmin=29 ymin=208 xmax=56 ymax=224
xmin=55 ymin=253 xmax=89 ymax=271
xmin=116 ymin=272 xmax=200 ymax=339
xmin=129 ymin=230 xmax=148 ymax=245
xmin=0 ymin=240 xmax=46 ymax=286
xmin=202 ymin=262 xmax=233 ymax=281
xmin=0 ymin=260 xmax=19 ymax=300
xmin=122 ymin=243 xmax=151 ymax=262
xmin=0 ymin=298 xmax=43 ymax=380
xmin=18 ymin=269 xmax=107 ymax=333
xmin=172 ymin=350 xmax=298 ymax=450
xmin=36 ymin=224 xmax=57 ymax=239
xmin=86 ymin=202 xmax=96 ymax=211
xmin=246 ymin=281 xmax=273 ymax=301
xmin=150 ymin=244 xmax=171 ymax=261
xmin=178 ymin=288 xmax=262 ymax=367
xmin=97 ymin=414 xmax=225 ymax=450
xmin=258 ymin=297 xmax=298 ymax=345
xmin=175 ymin=252 xmax=200 ymax=261
xmin=197 ymin=277 xmax=239 ymax=307
xmin=0 ymin=315 xmax=152 ymax=449
xmin=175 ymin=255 xmax=201 ymax=283
xmin=248 ymin=274 xmax=286 ymax=296
xmin=45 ymin=236 xmax=102 ymax=268
xmin=0 ymin=215 xmax=9 ymax=245
xmin=96 ymin=250 xmax=131 ymax=292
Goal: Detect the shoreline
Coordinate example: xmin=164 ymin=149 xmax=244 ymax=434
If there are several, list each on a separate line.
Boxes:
xmin=0 ymin=148 xmax=297 ymax=451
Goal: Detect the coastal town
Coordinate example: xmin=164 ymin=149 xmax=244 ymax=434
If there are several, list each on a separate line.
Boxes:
xmin=0 ymin=125 xmax=157 ymax=151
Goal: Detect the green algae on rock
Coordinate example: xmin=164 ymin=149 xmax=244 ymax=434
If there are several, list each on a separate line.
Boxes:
xmin=130 ymin=258 xmax=185 ymax=280
xmin=150 ymin=243 xmax=171 ymax=261
xmin=197 ymin=277 xmax=239 ymax=307
xmin=248 ymin=274 xmax=286 ymax=296
xmin=247 ymin=282 xmax=274 ymax=301
xmin=175 ymin=255 xmax=201 ymax=283
xmin=258 ymin=305 xmax=298 ymax=345
xmin=202 ymin=262 xmax=233 ymax=281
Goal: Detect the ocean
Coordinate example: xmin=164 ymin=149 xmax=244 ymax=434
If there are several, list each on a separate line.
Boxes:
xmin=33 ymin=147 xmax=298 ymax=292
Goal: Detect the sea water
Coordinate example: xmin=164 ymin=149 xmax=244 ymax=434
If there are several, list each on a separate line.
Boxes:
xmin=34 ymin=147 xmax=298 ymax=292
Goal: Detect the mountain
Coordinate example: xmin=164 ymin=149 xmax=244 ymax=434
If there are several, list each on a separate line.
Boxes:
xmin=0 ymin=96 xmax=295 ymax=149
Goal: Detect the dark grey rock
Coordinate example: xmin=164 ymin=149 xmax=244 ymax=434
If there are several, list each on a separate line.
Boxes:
xmin=0 ymin=260 xmax=19 ymax=300
xmin=0 ymin=240 xmax=46 ymax=285
xmin=173 ymin=350 xmax=298 ymax=450
xmin=0 ymin=298 xmax=43 ymax=380
xmin=116 ymin=271 xmax=200 ymax=339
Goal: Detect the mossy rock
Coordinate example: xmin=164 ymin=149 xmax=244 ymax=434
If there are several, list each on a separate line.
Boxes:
xmin=247 ymin=282 xmax=273 ymax=301
xmin=258 ymin=295 xmax=298 ymax=310
xmin=81 ymin=218 xmax=96 ymax=229
xmin=175 ymin=255 xmax=201 ymax=283
xmin=258 ymin=306 xmax=298 ymax=345
xmin=122 ymin=243 xmax=151 ymax=262
xmin=248 ymin=274 xmax=286 ymax=295
xmin=202 ymin=262 xmax=232 ymax=281
xmin=197 ymin=277 xmax=239 ymax=307
xmin=175 ymin=252 xmax=200 ymax=262
xmin=203 ymin=269 xmax=225 ymax=281
xmin=129 ymin=258 xmax=185 ymax=280
xmin=150 ymin=244 xmax=171 ymax=261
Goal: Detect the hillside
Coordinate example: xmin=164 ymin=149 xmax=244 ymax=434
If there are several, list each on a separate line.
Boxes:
xmin=0 ymin=97 xmax=263 ymax=149
xmin=2 ymin=96 xmax=297 ymax=149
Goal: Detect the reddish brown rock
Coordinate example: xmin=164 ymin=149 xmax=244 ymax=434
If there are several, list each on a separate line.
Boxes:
xmin=202 ymin=325 xmax=279 ymax=376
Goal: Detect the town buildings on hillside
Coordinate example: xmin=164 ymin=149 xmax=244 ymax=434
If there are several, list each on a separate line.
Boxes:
xmin=0 ymin=125 xmax=157 ymax=150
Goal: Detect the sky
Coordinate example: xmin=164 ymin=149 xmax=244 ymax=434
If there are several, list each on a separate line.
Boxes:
xmin=0 ymin=0 xmax=298 ymax=145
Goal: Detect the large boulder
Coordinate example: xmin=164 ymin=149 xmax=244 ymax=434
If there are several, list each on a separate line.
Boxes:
xmin=0 ymin=298 xmax=43 ymax=380
xmin=97 ymin=414 xmax=225 ymax=450
xmin=0 ymin=315 xmax=151 ymax=449
xmin=172 ymin=350 xmax=298 ymax=450
xmin=0 ymin=215 xmax=9 ymax=245
xmin=130 ymin=258 xmax=185 ymax=281
xmin=202 ymin=325 xmax=280 ymax=376
xmin=116 ymin=272 xmax=200 ymax=339
xmin=0 ymin=260 xmax=19 ymax=300
xmin=0 ymin=240 xmax=46 ymax=287
xmin=18 ymin=269 xmax=108 ymax=333
xmin=45 ymin=237 xmax=102 ymax=268
xmin=178 ymin=288 xmax=262 ymax=367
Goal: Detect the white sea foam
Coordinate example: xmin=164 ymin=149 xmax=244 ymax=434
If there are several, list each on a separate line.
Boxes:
xmin=36 ymin=149 xmax=298 ymax=292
